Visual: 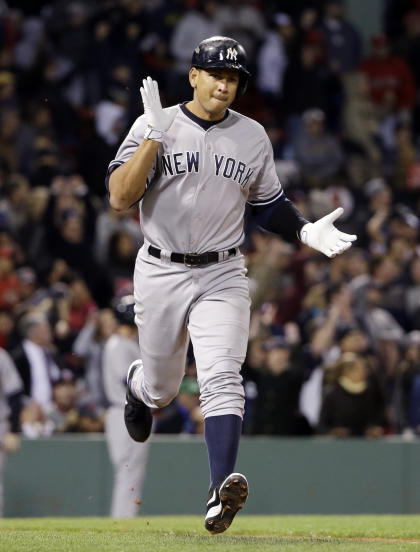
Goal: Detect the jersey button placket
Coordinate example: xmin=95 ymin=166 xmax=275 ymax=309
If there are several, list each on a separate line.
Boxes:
xmin=188 ymin=133 xmax=206 ymax=253
xmin=190 ymin=131 xmax=212 ymax=252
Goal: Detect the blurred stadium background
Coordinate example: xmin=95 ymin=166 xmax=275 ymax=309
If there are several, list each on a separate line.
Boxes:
xmin=1 ymin=0 xmax=420 ymax=518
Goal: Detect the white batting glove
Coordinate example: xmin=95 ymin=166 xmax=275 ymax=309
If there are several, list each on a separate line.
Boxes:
xmin=140 ymin=76 xmax=177 ymax=142
xmin=299 ymin=207 xmax=357 ymax=258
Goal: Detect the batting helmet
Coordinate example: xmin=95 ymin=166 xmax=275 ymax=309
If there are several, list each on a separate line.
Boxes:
xmin=112 ymin=294 xmax=136 ymax=326
xmin=191 ymin=36 xmax=251 ymax=97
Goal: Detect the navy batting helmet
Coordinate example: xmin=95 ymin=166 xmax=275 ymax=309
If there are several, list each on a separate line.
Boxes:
xmin=190 ymin=36 xmax=251 ymax=97
xmin=112 ymin=294 xmax=136 ymax=326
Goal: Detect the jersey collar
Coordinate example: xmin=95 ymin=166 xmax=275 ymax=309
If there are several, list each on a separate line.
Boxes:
xmin=179 ymin=102 xmax=229 ymax=130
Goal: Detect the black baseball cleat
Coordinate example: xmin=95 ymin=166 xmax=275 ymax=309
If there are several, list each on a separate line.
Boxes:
xmin=124 ymin=360 xmax=153 ymax=442
xmin=205 ymin=473 xmax=249 ymax=534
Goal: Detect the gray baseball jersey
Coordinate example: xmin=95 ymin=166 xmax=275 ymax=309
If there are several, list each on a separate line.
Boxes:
xmin=108 ymin=105 xmax=283 ymax=253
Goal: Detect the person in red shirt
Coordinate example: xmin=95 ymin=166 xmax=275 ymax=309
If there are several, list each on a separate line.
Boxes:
xmin=359 ymin=34 xmax=416 ymax=115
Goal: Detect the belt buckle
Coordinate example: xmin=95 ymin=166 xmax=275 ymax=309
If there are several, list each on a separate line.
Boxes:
xmin=184 ymin=253 xmax=200 ymax=267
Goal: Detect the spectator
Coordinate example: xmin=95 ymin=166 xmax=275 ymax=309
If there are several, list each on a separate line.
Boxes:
xmin=85 ymin=19 xmax=114 ymax=104
xmin=363 ymin=178 xmax=393 ymax=253
xmin=10 ymin=312 xmax=61 ymax=408
xmin=247 ymin=335 xmax=313 ymax=436
xmin=45 ymin=373 xmax=104 ymax=433
xmin=293 ymin=108 xmax=344 ymax=186
xmin=319 ymin=352 xmax=386 ymax=437
xmin=375 ymin=334 xmax=406 ymax=433
xmin=107 ymin=230 xmax=138 ymax=287
xmin=66 ymin=277 xmax=97 ymax=334
xmin=14 ymin=266 xmax=38 ymax=312
xmin=405 ymin=256 xmax=420 ymax=330
xmin=0 ymin=311 xmax=14 ymax=350
xmin=298 ymin=6 xmax=319 ymax=36
xmin=246 ymin=232 xmax=295 ymax=315
xmin=341 ymin=71 xmax=381 ymax=164
xmin=257 ymin=13 xmax=296 ymax=108
xmin=317 ymin=0 xmax=362 ymax=73
xmin=215 ymin=0 xmax=266 ymax=66
xmin=0 ymin=248 xmax=20 ymax=312
xmin=346 ymin=247 xmax=371 ymax=294
xmin=393 ymin=9 xmax=420 ymax=90
xmin=395 ymin=8 xmax=420 ymax=139
xmin=399 ymin=331 xmax=420 ymax=435
xmin=0 ymin=110 xmax=31 ymax=174
xmin=359 ymin=253 xmax=407 ymax=329
xmin=388 ymin=120 xmax=417 ymax=189
xmin=73 ymin=308 xmax=117 ymax=411
xmin=359 ymin=34 xmax=416 ymax=123
xmin=0 ymin=173 xmax=30 ymax=239
xmin=178 ymin=376 xmax=205 ymax=434
xmin=360 ymin=282 xmax=405 ymax=347
xmin=19 ymin=186 xmax=50 ymax=273
xmin=14 ymin=15 xmax=44 ymax=71
xmin=169 ymin=2 xmax=222 ymax=102
xmin=111 ymin=3 xmax=151 ymax=78
xmin=242 ymin=338 xmax=266 ymax=431
xmin=94 ymin=82 xmax=130 ymax=147
xmin=410 ymin=373 xmax=420 ymax=435
xmin=155 ymin=375 xmax=204 ymax=435
xmin=94 ymin=205 xmax=142 ymax=266
xmin=44 ymin=175 xmax=112 ymax=306
xmin=282 ymin=29 xmax=335 ymax=136
xmin=0 ymin=70 xmax=18 ymax=113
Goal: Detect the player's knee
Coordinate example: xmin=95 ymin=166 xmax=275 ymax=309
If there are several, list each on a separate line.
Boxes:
xmin=153 ymin=395 xmax=174 ymax=408
xmin=199 ymin=373 xmax=245 ymax=417
xmin=147 ymin=382 xmax=179 ymax=408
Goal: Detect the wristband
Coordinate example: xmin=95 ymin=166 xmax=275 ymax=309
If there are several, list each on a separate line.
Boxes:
xmin=144 ymin=127 xmax=163 ymax=142
xmin=299 ymin=223 xmax=311 ymax=244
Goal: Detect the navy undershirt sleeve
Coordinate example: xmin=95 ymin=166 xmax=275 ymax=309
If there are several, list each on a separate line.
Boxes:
xmin=250 ymin=195 xmax=309 ymax=242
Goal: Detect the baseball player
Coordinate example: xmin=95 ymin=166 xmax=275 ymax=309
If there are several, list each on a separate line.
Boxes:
xmin=102 ymin=295 xmax=150 ymax=518
xmin=0 ymin=347 xmax=23 ymax=517
xmin=107 ymin=36 xmax=356 ymax=533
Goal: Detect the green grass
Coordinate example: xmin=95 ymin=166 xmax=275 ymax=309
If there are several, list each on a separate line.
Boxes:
xmin=1 ymin=516 xmax=420 ymax=552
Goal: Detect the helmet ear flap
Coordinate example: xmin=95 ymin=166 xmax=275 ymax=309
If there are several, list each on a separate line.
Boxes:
xmin=237 ymin=72 xmax=248 ymax=98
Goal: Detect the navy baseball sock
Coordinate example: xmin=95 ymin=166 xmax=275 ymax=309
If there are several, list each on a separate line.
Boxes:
xmin=204 ymin=414 xmax=242 ymax=489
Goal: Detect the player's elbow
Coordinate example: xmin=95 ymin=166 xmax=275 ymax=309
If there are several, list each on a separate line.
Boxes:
xmin=108 ymin=191 xmax=128 ymax=211
xmin=108 ymin=176 xmax=130 ymax=211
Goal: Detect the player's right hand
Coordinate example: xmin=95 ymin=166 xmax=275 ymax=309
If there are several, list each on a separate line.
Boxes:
xmin=140 ymin=76 xmax=177 ymax=132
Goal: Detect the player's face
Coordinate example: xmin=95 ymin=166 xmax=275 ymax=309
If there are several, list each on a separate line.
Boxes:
xmin=188 ymin=67 xmax=240 ymax=120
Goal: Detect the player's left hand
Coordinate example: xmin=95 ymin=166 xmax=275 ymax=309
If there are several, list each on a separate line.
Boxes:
xmin=299 ymin=207 xmax=357 ymax=258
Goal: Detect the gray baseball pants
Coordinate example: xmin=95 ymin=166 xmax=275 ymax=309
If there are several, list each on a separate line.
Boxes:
xmin=105 ymin=406 xmax=150 ymax=518
xmin=132 ymin=243 xmax=250 ymax=419
xmin=0 ymin=448 xmax=4 ymax=516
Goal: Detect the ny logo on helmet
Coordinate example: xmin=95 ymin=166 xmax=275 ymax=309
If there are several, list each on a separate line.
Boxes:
xmin=226 ymin=47 xmax=238 ymax=61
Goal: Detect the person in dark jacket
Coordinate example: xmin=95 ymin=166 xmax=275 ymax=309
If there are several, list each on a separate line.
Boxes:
xmin=247 ymin=335 xmax=312 ymax=436
xmin=319 ymin=352 xmax=386 ymax=437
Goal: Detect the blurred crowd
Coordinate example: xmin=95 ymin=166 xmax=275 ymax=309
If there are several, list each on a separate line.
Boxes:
xmin=0 ymin=0 xmax=420 ymax=450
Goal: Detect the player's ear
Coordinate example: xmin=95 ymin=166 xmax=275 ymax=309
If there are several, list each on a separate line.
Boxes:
xmin=189 ymin=67 xmax=199 ymax=89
